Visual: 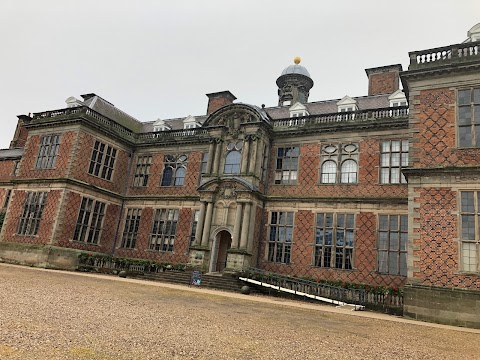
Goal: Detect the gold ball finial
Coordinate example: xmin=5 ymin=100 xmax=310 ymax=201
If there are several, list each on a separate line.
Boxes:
xmin=293 ymin=56 xmax=301 ymax=64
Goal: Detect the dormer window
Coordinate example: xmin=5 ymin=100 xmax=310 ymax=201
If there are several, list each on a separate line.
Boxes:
xmin=389 ymin=89 xmax=407 ymax=108
xmin=289 ymin=102 xmax=309 ymax=118
xmin=337 ymin=96 xmax=358 ymax=112
xmin=65 ymin=96 xmax=83 ymax=108
xmin=337 ymin=96 xmax=358 ymax=120
xmin=153 ymin=119 xmax=171 ymax=132
xmin=388 ymin=90 xmax=408 ymax=117
xmin=183 ymin=115 xmax=199 ymax=130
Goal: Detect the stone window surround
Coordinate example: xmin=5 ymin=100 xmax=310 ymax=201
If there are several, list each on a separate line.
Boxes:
xmin=379 ymin=140 xmax=409 ymax=184
xmin=120 ymin=208 xmax=142 ymax=249
xmin=73 ymin=196 xmax=106 ymax=245
xmin=267 ymin=211 xmax=294 ymax=264
xmin=314 ymin=212 xmax=355 ymax=270
xmin=274 ymin=146 xmax=299 ymax=185
xmin=35 ymin=133 xmax=61 ymax=170
xmin=160 ymin=154 xmax=188 ymax=187
xmin=132 ymin=155 xmax=152 ymax=187
xmin=319 ymin=143 xmax=359 ymax=184
xmin=457 ymin=86 xmax=480 ymax=148
xmin=17 ymin=191 xmax=48 ymax=236
xmin=377 ymin=214 xmax=408 ymax=276
xmin=459 ymin=191 xmax=480 ymax=273
xmin=87 ymin=139 xmax=117 ymax=181
xmin=149 ymin=208 xmax=179 ymax=252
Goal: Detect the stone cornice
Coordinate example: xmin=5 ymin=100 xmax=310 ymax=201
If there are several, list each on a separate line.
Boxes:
xmin=403 ymin=166 xmax=480 ymax=179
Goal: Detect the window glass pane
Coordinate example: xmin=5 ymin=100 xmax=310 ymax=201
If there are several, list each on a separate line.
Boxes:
xmin=286 ymin=212 xmax=294 ymax=225
xmin=388 ymin=252 xmax=398 ymax=274
xmin=390 ymin=216 xmax=398 ymax=230
xmin=389 ymin=232 xmax=399 ymax=250
xmin=345 ymin=230 xmax=354 ymax=247
xmin=474 ymin=106 xmax=480 ymax=124
xmin=475 ymin=125 xmax=480 ymax=147
xmin=325 ymin=213 xmax=333 ymax=227
xmin=391 ymin=153 xmax=400 ymax=167
xmin=391 ymin=141 xmax=400 ymax=152
xmin=325 ymin=229 xmax=333 ymax=245
xmin=346 ymin=214 xmax=354 ymax=228
xmin=379 ymin=215 xmax=389 ymax=230
xmin=378 ymin=251 xmax=387 ymax=273
xmin=462 ymin=215 xmax=475 ymax=240
xmin=390 ymin=168 xmax=400 ymax=183
xmin=161 ymin=167 xmax=173 ymax=186
xmin=458 ymin=106 xmax=472 ymax=125
xmin=458 ymin=90 xmax=470 ymax=105
xmin=380 ymin=168 xmax=389 ymax=184
xmin=316 ymin=213 xmax=324 ymax=227
xmin=474 ymin=89 xmax=480 ymax=104
xmin=400 ymin=215 xmax=408 ymax=231
xmin=399 ymin=253 xmax=407 ymax=276
xmin=381 ymin=153 xmax=390 ymax=166
xmin=400 ymin=233 xmax=408 ymax=251
xmin=461 ymin=192 xmax=474 ymax=212
xmin=459 ymin=126 xmax=472 ymax=147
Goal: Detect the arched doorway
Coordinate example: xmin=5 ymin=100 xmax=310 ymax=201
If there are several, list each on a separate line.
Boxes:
xmin=214 ymin=230 xmax=232 ymax=272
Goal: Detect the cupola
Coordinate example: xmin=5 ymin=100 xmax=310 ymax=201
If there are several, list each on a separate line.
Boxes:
xmin=276 ymin=57 xmax=314 ymax=106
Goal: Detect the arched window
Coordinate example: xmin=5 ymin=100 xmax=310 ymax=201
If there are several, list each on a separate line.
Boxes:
xmin=161 ymin=167 xmax=173 ymax=186
xmin=341 ymin=159 xmax=358 ymax=183
xmin=321 ymin=160 xmax=337 ymax=183
xmin=160 ymin=155 xmax=188 ymax=186
xmin=224 ymin=151 xmax=241 ymax=174
xmin=174 ymin=167 xmax=186 ymax=186
xmin=320 ymin=143 xmax=358 ymax=184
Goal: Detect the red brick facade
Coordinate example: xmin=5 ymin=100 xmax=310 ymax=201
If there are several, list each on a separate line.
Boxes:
xmin=19 ymin=131 xmax=77 ymax=179
xmin=268 ymin=140 xmax=408 ymax=199
xmin=1 ymin=189 xmax=62 ymax=245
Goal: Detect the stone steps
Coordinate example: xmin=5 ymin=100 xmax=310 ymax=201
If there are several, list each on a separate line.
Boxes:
xmin=133 ymin=271 xmax=246 ymax=293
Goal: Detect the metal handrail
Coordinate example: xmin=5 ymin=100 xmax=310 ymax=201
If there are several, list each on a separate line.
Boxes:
xmin=241 ymin=267 xmax=366 ymax=306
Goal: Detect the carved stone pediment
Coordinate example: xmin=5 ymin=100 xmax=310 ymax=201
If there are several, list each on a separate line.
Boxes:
xmin=198 ymin=177 xmax=258 ymax=195
xmin=203 ymin=103 xmax=270 ymax=129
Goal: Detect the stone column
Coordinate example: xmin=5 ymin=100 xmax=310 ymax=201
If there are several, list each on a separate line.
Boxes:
xmin=231 ymin=203 xmax=243 ymax=248
xmin=247 ymin=204 xmax=256 ymax=253
xmin=241 ymin=137 xmax=250 ymax=174
xmin=213 ymin=140 xmax=222 ymax=174
xmin=248 ymin=136 xmax=258 ymax=174
xmin=239 ymin=202 xmax=251 ymax=249
xmin=201 ymin=202 xmax=214 ymax=246
xmin=206 ymin=142 xmax=215 ymax=174
xmin=193 ymin=202 xmax=206 ymax=245
xmin=255 ymin=139 xmax=264 ymax=175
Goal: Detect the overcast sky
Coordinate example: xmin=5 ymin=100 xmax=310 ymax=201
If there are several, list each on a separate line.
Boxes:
xmin=0 ymin=1 xmax=478 ymax=148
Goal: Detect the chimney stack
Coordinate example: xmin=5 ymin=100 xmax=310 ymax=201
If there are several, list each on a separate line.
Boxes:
xmin=206 ymin=91 xmax=237 ymax=115
xmin=10 ymin=115 xmax=31 ymax=149
xmin=365 ymin=64 xmax=403 ymax=96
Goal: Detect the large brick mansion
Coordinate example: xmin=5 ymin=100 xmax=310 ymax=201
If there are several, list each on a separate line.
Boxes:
xmin=1 ymin=24 xmax=480 ymax=328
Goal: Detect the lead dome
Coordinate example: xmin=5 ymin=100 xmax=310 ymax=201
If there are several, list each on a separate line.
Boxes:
xmin=280 ymin=64 xmax=311 ymax=78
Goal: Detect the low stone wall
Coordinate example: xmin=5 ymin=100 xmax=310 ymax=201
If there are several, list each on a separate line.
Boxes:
xmin=404 ymin=284 xmax=480 ymax=329
xmin=0 ymin=242 xmax=84 ymax=270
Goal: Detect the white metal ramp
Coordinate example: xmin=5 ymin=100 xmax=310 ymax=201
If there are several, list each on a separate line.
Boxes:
xmin=239 ymin=277 xmax=365 ymax=311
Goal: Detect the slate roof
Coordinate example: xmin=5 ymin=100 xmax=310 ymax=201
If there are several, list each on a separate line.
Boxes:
xmin=81 ymin=94 xmax=144 ymax=133
xmin=0 ymin=148 xmax=24 ymax=159
xmin=139 ymin=93 xmax=392 ymax=131
xmin=264 ymin=94 xmax=391 ymax=120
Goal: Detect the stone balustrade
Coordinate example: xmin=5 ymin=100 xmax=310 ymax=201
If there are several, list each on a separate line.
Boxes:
xmin=271 ymin=106 xmax=408 ymax=129
xmin=409 ymin=40 xmax=480 ymax=70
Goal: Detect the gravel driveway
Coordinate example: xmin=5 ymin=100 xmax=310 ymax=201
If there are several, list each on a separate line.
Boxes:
xmin=0 ymin=263 xmax=479 ymax=360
